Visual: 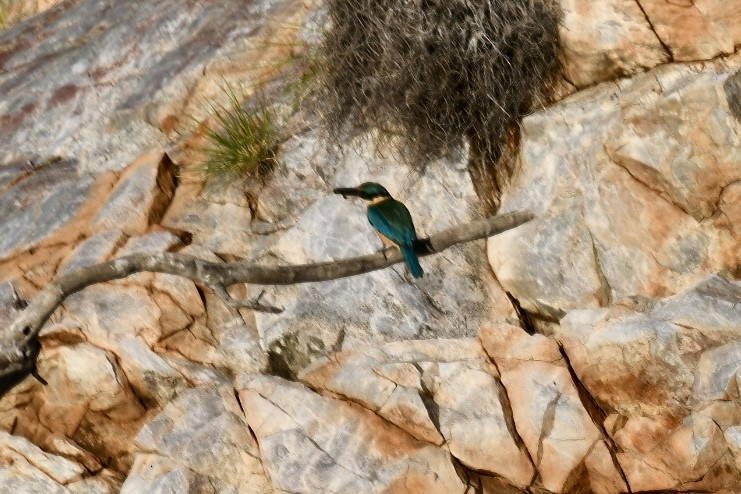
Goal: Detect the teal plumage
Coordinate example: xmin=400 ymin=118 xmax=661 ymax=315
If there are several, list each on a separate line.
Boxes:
xmin=367 ymin=198 xmax=423 ymax=278
xmin=334 ymin=182 xmax=424 ymax=278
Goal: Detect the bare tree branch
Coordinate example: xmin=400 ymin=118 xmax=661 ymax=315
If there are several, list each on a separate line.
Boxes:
xmin=0 ymin=211 xmax=533 ymax=383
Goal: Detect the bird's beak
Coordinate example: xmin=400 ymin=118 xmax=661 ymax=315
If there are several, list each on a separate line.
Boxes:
xmin=333 ymin=187 xmax=364 ymax=199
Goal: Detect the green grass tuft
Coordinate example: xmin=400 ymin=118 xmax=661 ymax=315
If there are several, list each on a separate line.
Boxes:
xmin=197 ymin=87 xmax=279 ymax=192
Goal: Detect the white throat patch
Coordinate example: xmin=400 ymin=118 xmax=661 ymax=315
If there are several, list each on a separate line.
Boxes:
xmin=368 ymin=196 xmax=390 ymax=205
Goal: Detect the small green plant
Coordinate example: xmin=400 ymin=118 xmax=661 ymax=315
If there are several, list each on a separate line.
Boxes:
xmin=197 ymin=87 xmax=279 ymax=192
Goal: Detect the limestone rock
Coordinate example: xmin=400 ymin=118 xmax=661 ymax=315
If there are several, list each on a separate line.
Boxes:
xmin=0 ymin=0 xmax=295 ymax=172
xmin=162 ymin=357 xmax=230 ymax=388
xmin=59 ymin=230 xmax=126 ymax=275
xmin=156 ymin=276 xmax=268 ymax=376
xmin=120 ymin=454 xmax=224 ymax=494
xmin=1 ymin=343 xmax=146 ymax=472
xmin=0 ymin=281 xmax=24 ymax=328
xmin=0 ymin=431 xmax=85 ymax=486
xmin=115 ymin=231 xmax=182 ymax=258
xmin=152 ymin=273 xmax=204 ymax=318
xmin=162 ymin=186 xmax=254 ymax=258
xmin=114 ymin=231 xmax=184 ymax=286
xmin=237 ymin=374 xmax=466 ymax=494
xmin=67 ymin=470 xmax=123 ymax=494
xmin=0 ymin=159 xmax=93 ymax=261
xmin=4 ymin=0 xmax=741 ymax=492
xmin=301 ymin=339 xmax=534 ymax=488
xmin=558 ymin=275 xmax=741 ymax=491
xmin=93 ymin=152 xmax=175 ymax=235
xmin=115 ymin=337 xmax=188 ymax=407
xmin=692 ymin=341 xmax=741 ymax=404
xmin=480 ymin=324 xmax=614 ymax=494
xmin=256 ymin=184 xmax=322 ymax=224
xmin=617 ymin=414 xmax=738 ymax=492
xmin=254 ymin=136 xmax=513 ymax=375
xmin=126 ymin=387 xmax=271 ymax=493
xmin=151 ymin=290 xmax=193 ymax=337
xmin=0 ymin=0 xmax=60 ymax=27
xmin=35 ymin=434 xmax=100 ymax=474
xmin=64 ymin=284 xmax=162 ymax=349
xmin=559 ymin=0 xmax=669 ymax=87
xmin=637 ymin=0 xmax=741 ymax=61
xmin=583 ymin=440 xmax=629 ymax=494
xmin=489 ymin=60 xmax=741 ymax=316
xmin=558 ymin=275 xmax=741 ymax=425
xmin=726 ymin=426 xmax=741 ymax=471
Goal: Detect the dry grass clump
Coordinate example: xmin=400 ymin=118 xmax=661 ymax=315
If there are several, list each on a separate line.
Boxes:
xmin=319 ymin=0 xmax=563 ymax=210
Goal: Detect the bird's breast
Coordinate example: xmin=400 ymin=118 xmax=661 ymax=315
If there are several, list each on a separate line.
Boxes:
xmin=374 ymin=229 xmax=398 ymax=248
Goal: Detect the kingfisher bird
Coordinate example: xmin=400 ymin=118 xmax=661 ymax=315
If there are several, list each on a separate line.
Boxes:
xmin=333 ymin=182 xmax=424 ymax=278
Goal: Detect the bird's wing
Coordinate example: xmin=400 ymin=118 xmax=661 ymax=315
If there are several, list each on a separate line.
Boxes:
xmin=367 ymin=199 xmax=418 ymax=246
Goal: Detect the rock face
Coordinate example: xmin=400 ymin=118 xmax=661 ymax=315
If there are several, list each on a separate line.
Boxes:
xmin=557 ymin=275 xmax=741 ymax=492
xmin=300 ymin=339 xmax=535 ymax=488
xmin=559 ymin=0 xmax=669 ymax=87
xmin=489 ymin=57 xmax=741 ymax=318
xmin=121 ymin=387 xmax=271 ymax=494
xmin=238 ymin=374 xmax=466 ymax=494
xmin=636 ymin=0 xmax=741 ymax=61
xmin=0 ymin=431 xmax=84 ymax=491
xmin=0 ymin=0 xmax=740 ymax=493
xmin=481 ymin=324 xmax=612 ymax=494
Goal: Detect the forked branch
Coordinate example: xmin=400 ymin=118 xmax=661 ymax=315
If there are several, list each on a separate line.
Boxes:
xmin=0 ymin=211 xmax=533 ymax=384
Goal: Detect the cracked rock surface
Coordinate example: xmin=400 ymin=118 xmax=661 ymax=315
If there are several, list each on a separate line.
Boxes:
xmin=489 ymin=55 xmax=741 ymax=317
xmin=1 ymin=0 xmax=740 ymax=492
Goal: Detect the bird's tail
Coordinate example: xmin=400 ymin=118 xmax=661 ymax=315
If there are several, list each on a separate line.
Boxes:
xmin=401 ymin=245 xmax=423 ymax=279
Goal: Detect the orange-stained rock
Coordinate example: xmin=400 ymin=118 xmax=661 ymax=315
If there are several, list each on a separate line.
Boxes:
xmin=58 ymin=230 xmax=127 ymax=275
xmin=558 ymin=275 xmax=741 ymax=427
xmin=0 ymin=431 xmax=85 ymax=485
xmin=67 ymin=469 xmax=124 ymax=494
xmin=115 ymin=337 xmax=188 ymax=407
xmin=152 ymin=273 xmax=205 ymax=318
xmin=558 ymin=275 xmax=741 ymax=491
xmin=0 ymin=343 xmax=147 ymax=473
xmin=480 ymin=323 xmax=562 ymax=370
xmin=482 ymin=324 xmax=623 ymax=494
xmin=583 ymin=440 xmax=629 ymax=494
xmin=489 ymin=59 xmax=741 ymax=315
xmin=559 ymin=0 xmax=669 ymax=87
xmin=93 ymin=152 xmax=176 ymax=236
xmin=726 ymin=426 xmax=741 ymax=472
xmin=500 ymin=361 xmax=603 ymax=493
xmin=122 ymin=387 xmax=271 ymax=494
xmin=238 ymin=374 xmax=466 ymax=494
xmin=637 ymin=0 xmax=741 ymax=61
xmin=2 ymin=0 xmax=741 ymax=492
xmin=151 ymin=290 xmax=192 ymax=337
xmin=617 ymin=415 xmax=739 ymax=492
xmin=64 ymin=284 xmax=162 ymax=350
xmin=300 ymin=339 xmax=535 ymax=488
